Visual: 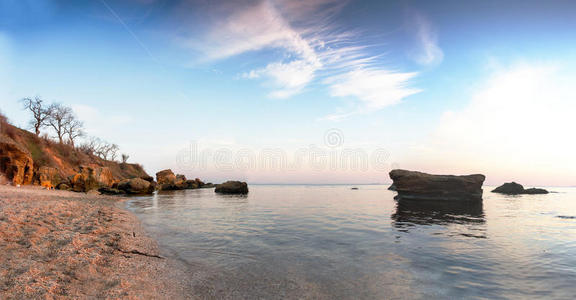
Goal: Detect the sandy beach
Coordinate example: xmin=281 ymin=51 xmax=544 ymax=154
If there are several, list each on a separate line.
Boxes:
xmin=0 ymin=185 xmax=190 ymax=299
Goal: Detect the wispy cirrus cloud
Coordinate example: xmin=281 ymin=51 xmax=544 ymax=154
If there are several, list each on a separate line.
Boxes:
xmin=408 ymin=10 xmax=444 ymax=66
xmin=182 ymin=0 xmax=423 ymax=117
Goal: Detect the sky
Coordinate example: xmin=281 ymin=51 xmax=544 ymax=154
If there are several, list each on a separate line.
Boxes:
xmin=1 ymin=0 xmax=575 ymax=186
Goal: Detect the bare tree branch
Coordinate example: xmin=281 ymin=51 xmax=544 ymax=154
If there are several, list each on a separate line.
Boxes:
xmin=47 ymin=103 xmax=73 ymax=144
xmin=64 ymin=119 xmax=85 ymax=147
xmin=20 ymin=96 xmax=51 ymax=135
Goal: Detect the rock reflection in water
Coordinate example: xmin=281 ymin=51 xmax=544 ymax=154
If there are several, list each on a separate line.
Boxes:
xmin=392 ymin=199 xmax=485 ymax=237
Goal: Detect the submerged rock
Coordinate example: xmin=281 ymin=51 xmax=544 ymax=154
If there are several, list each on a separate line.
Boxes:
xmin=492 ymin=182 xmax=548 ymax=195
xmin=389 ymin=169 xmax=485 ymax=201
xmin=524 ymin=188 xmax=549 ymax=194
xmin=215 ymin=181 xmax=248 ymax=195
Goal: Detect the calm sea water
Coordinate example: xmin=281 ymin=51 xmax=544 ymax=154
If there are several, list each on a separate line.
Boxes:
xmin=126 ymin=185 xmax=576 ymax=299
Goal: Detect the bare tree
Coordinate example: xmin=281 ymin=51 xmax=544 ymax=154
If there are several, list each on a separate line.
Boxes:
xmin=121 ymin=154 xmax=129 ymax=163
xmin=64 ymin=119 xmax=85 ymax=147
xmin=46 ymin=103 xmax=73 ymax=144
xmin=20 ymin=96 xmax=52 ymax=135
xmin=79 ymin=136 xmax=100 ymax=155
xmin=109 ymin=144 xmax=119 ymax=161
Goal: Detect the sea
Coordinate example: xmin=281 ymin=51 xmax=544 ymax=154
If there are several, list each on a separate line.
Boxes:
xmin=125 ymin=185 xmax=576 ymax=299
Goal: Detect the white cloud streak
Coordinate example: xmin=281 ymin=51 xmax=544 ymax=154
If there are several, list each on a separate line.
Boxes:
xmin=186 ymin=0 xmax=422 ymax=117
xmin=409 ymin=11 xmax=443 ymax=66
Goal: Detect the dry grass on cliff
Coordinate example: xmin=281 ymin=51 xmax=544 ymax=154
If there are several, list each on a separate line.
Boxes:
xmin=1 ymin=118 xmax=150 ymax=182
xmin=0 ymin=185 xmax=190 ymax=299
xmin=0 ymin=111 xmax=18 ymax=140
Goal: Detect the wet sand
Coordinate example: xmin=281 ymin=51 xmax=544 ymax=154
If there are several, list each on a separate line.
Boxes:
xmin=0 ymin=185 xmax=191 ymax=299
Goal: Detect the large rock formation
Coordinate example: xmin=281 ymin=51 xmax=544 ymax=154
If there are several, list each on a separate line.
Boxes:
xmin=389 ymin=169 xmax=485 ymax=201
xmin=0 ymin=135 xmax=34 ymax=185
xmin=71 ymin=166 xmax=116 ymax=192
xmin=116 ymin=178 xmax=154 ymax=195
xmin=155 ymin=169 xmax=207 ymax=190
xmin=215 ymin=181 xmax=249 ymax=195
xmin=492 ymin=182 xmax=548 ymax=195
xmin=36 ymin=166 xmax=62 ymax=189
xmin=93 ymin=167 xmax=115 ymax=188
xmin=156 ymin=169 xmax=176 ymax=185
xmin=156 ymin=169 xmax=187 ymax=190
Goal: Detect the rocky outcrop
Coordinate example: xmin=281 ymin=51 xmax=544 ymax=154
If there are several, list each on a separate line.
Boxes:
xmin=156 ymin=169 xmax=176 ymax=185
xmin=94 ymin=167 xmax=115 ymax=188
xmin=36 ymin=166 xmax=62 ymax=189
xmin=140 ymin=175 xmax=154 ymax=182
xmin=0 ymin=135 xmax=34 ymax=185
xmin=492 ymin=182 xmax=548 ymax=195
xmin=215 ymin=181 xmax=249 ymax=195
xmin=155 ymin=169 xmax=208 ymax=191
xmin=389 ymin=169 xmax=485 ymax=201
xmin=117 ymin=178 xmax=154 ymax=195
xmin=71 ymin=166 xmax=116 ymax=192
xmin=156 ymin=169 xmax=187 ymax=190
xmin=185 ymin=178 xmax=206 ymax=189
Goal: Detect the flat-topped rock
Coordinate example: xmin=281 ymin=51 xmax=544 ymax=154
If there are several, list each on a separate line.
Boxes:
xmin=492 ymin=182 xmax=548 ymax=195
xmin=389 ymin=169 xmax=485 ymax=201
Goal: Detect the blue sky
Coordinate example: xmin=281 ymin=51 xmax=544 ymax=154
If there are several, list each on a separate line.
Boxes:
xmin=1 ymin=0 xmax=575 ymax=185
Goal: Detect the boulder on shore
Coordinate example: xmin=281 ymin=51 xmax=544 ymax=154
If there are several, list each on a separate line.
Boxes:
xmin=389 ymin=169 xmax=485 ymax=201
xmin=98 ymin=187 xmax=126 ymax=195
xmin=215 ymin=181 xmax=249 ymax=195
xmin=492 ymin=182 xmax=548 ymax=195
xmin=117 ymin=178 xmax=154 ymax=195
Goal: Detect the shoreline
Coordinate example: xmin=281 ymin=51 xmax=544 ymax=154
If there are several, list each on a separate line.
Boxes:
xmin=0 ymin=185 xmax=191 ymax=299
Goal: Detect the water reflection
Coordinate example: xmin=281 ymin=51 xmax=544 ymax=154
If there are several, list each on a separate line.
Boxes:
xmin=392 ymin=200 xmax=485 ymax=236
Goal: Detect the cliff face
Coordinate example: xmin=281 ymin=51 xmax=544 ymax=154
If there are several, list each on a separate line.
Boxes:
xmin=0 ymin=121 xmax=150 ymax=188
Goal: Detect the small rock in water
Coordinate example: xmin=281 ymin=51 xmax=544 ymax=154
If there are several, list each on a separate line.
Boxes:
xmin=557 ymin=216 xmax=576 ymax=219
xmin=492 ymin=182 xmax=548 ymax=195
xmin=351 ymin=187 xmax=359 ymax=190
xmin=215 ymin=181 xmax=249 ymax=194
